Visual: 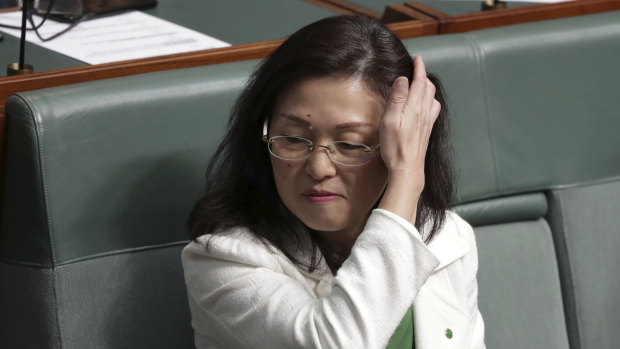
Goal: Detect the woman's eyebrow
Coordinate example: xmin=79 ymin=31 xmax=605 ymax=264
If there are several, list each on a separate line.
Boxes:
xmin=335 ymin=122 xmax=376 ymax=129
xmin=280 ymin=113 xmax=375 ymax=129
xmin=280 ymin=113 xmax=311 ymax=127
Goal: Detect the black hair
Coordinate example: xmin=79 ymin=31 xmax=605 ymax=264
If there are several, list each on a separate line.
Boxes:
xmin=188 ymin=15 xmax=453 ymax=272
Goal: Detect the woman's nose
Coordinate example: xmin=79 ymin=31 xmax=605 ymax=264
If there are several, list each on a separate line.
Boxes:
xmin=305 ymin=148 xmax=337 ymax=180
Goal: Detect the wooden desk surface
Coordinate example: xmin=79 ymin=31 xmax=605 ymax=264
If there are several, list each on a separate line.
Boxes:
xmin=351 ymin=0 xmax=530 ymax=15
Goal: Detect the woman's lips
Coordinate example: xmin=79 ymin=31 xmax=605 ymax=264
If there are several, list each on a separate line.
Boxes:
xmin=303 ymin=189 xmax=342 ymax=203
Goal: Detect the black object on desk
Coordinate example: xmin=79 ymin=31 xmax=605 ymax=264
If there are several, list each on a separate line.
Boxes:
xmin=36 ymin=0 xmax=157 ymax=22
xmin=0 ymin=0 xmax=18 ymax=9
xmin=6 ymin=0 xmax=33 ymax=75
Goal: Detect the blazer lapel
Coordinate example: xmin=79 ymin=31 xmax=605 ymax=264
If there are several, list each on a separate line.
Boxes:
xmin=425 ymin=221 xmax=470 ymax=272
xmin=413 ymin=272 xmax=474 ymax=349
xmin=413 ymin=221 xmax=474 ymax=348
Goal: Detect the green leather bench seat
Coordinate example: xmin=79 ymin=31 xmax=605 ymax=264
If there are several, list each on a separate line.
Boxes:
xmin=0 ymin=61 xmax=255 ymax=266
xmin=0 ymin=61 xmax=254 ymax=348
xmin=2 ymin=10 xmax=620 ymax=349
xmin=412 ymin=11 xmax=620 ymax=348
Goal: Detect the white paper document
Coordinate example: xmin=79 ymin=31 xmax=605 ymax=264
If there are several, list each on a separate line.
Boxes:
xmin=0 ymin=10 xmax=230 ymax=65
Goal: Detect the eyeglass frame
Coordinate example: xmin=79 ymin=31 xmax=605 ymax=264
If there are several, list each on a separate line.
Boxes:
xmin=261 ymin=118 xmax=381 ymax=166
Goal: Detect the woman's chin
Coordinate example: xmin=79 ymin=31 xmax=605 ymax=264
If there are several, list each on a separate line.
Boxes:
xmin=301 ymin=218 xmax=345 ymax=234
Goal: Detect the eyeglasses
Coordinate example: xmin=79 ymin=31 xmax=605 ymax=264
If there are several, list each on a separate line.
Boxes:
xmin=262 ymin=119 xmax=380 ymax=166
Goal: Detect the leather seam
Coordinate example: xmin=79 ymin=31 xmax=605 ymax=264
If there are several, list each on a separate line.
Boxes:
xmin=34 ymin=95 xmax=58 ymax=267
xmin=55 ymin=240 xmax=189 ymax=266
xmin=52 ymin=268 xmax=64 ymax=348
xmin=0 ymin=240 xmax=188 ymax=268
xmin=455 ymin=175 xmax=620 ymax=205
xmin=13 ymin=93 xmax=57 ymax=267
xmin=33 ymin=97 xmax=59 ymax=267
xmin=463 ymin=33 xmax=501 ymax=196
xmin=560 ymin=192 xmax=582 ymax=349
xmin=0 ymin=257 xmax=52 ymax=268
xmin=550 ymin=191 xmax=581 ymax=349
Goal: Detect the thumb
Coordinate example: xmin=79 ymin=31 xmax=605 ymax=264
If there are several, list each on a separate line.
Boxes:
xmin=384 ymin=77 xmax=409 ymax=118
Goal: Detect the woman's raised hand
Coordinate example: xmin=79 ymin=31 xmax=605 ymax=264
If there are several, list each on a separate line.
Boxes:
xmin=378 ymin=55 xmax=441 ymax=224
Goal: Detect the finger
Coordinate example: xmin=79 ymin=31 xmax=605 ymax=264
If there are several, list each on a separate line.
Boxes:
xmin=406 ymin=56 xmax=429 ymax=112
xmin=421 ymin=78 xmax=436 ymax=112
xmin=412 ymin=55 xmax=427 ymax=83
xmin=429 ymin=99 xmax=441 ymax=125
xmin=384 ymin=76 xmax=409 ymax=119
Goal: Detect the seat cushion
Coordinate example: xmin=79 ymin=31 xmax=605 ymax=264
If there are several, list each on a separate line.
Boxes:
xmin=475 ymin=219 xmax=569 ymax=349
xmin=0 ymin=244 xmax=193 ymax=349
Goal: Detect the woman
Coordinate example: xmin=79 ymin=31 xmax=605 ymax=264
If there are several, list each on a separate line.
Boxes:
xmin=183 ymin=15 xmax=484 ymax=349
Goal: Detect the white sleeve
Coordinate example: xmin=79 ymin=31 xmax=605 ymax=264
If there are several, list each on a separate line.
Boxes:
xmin=182 ymin=209 xmax=440 ymax=349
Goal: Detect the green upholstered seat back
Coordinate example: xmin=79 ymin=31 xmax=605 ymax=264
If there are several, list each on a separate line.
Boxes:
xmin=0 ymin=60 xmax=256 ymax=348
xmin=403 ymin=10 xmax=620 ymax=203
xmin=547 ymin=180 xmax=620 ymax=349
xmin=1 ymin=60 xmax=258 ymax=267
xmin=409 ymin=10 xmax=620 ymax=349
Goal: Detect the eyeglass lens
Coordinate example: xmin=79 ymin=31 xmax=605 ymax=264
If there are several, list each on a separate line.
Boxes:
xmin=268 ymin=136 xmax=372 ymax=166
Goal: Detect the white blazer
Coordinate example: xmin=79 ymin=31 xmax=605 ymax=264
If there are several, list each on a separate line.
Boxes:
xmin=182 ymin=209 xmax=485 ymax=349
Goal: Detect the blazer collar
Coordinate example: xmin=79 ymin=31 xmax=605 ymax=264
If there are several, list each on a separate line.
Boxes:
xmin=413 ymin=217 xmax=475 ymax=348
xmin=424 ymin=217 xmax=471 ymax=272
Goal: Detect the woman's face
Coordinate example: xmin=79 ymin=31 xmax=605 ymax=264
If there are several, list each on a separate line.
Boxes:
xmin=269 ymin=76 xmax=389 ymax=247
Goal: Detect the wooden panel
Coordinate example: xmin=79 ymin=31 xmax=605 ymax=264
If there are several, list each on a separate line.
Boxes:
xmin=447 ymin=0 xmax=620 ymax=33
xmin=407 ymin=0 xmax=620 ymax=34
xmin=381 ymin=4 xmax=439 ymax=36
xmin=0 ymin=39 xmax=282 ymax=113
xmin=388 ymin=19 xmax=428 ymax=39
xmin=303 ymin=0 xmax=381 ymax=18
xmin=404 ymin=1 xmax=453 ymax=30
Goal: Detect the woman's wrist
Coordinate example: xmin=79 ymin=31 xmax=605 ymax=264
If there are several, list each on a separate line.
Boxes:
xmin=378 ymin=173 xmax=423 ymax=224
